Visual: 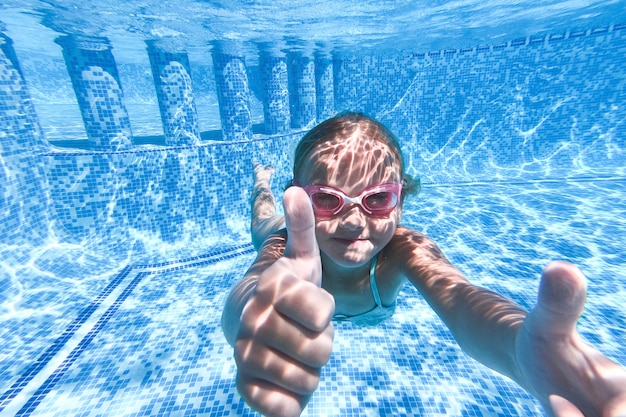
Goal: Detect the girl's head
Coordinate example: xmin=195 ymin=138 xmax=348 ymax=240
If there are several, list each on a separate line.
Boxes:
xmin=292 ymin=112 xmax=420 ymax=201
xmin=291 ymin=112 xmax=420 ymax=267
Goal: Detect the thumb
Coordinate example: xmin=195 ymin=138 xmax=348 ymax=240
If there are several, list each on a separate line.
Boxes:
xmin=531 ymin=261 xmax=587 ymax=336
xmin=549 ymin=395 xmax=585 ymax=417
xmin=283 ymin=186 xmax=319 ymax=261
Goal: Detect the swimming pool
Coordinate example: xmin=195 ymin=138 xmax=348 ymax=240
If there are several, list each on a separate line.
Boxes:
xmin=1 ymin=1 xmax=626 ymax=416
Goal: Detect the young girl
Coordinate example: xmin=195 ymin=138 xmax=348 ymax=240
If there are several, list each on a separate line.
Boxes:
xmin=222 ymin=112 xmax=626 ymax=417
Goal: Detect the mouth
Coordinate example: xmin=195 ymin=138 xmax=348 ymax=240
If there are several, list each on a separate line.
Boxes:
xmin=333 ymin=237 xmax=369 ymax=246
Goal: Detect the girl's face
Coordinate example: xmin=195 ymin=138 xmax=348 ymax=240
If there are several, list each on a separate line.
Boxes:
xmin=298 ymin=132 xmax=403 ymax=269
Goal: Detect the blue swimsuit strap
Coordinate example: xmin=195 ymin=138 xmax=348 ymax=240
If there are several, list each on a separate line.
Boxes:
xmin=369 ymin=254 xmax=383 ymax=307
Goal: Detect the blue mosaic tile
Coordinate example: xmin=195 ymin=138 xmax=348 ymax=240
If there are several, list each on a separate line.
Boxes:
xmin=288 ymin=52 xmax=317 ymax=130
xmin=259 ymin=52 xmax=290 ymax=135
xmin=212 ymin=43 xmax=253 ymax=141
xmin=314 ymin=53 xmax=335 ymax=122
xmin=40 ymin=133 xmax=297 ymax=256
xmin=146 ymin=40 xmax=200 ymax=146
xmin=0 ymin=31 xmax=51 ymax=251
xmin=55 ymin=35 xmax=133 ymax=151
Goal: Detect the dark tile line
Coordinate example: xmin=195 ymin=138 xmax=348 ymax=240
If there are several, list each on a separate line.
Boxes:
xmin=0 ymin=265 xmax=133 ymax=412
xmin=133 ymin=243 xmax=254 ymax=269
xmin=15 ymin=271 xmax=151 ymax=417
xmin=0 ymin=244 xmax=255 ymax=414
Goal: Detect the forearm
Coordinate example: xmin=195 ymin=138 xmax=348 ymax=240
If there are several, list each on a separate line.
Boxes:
xmin=221 ymin=274 xmax=259 ymax=346
xmin=399 ymin=232 xmax=528 ymax=381
xmin=413 ymin=272 xmax=528 ymax=382
xmin=443 ymin=284 xmax=527 ymax=381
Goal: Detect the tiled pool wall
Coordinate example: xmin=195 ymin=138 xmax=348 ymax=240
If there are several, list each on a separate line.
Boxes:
xmin=1 ymin=23 xmax=626 ymax=261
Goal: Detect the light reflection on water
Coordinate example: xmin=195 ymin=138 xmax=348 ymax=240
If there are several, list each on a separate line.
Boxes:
xmin=1 ymin=8 xmax=626 ymax=413
xmin=1 ymin=176 xmax=624 ymax=416
xmin=405 ymin=178 xmax=626 ymax=358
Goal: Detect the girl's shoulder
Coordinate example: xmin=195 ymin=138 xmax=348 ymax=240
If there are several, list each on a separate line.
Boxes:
xmin=386 ymin=226 xmax=453 ymax=267
xmin=387 ymin=226 xmax=466 ymax=290
xmin=389 ymin=226 xmax=434 ymax=250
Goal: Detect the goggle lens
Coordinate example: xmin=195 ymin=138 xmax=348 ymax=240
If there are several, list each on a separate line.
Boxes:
xmin=311 ymin=192 xmax=342 ymax=211
xmin=364 ymin=190 xmax=396 ymax=210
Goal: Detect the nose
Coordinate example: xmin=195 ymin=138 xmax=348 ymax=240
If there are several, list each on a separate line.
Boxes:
xmin=339 ymin=205 xmax=366 ymax=232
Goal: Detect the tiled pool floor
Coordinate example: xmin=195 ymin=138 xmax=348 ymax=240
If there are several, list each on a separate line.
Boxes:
xmin=1 ymin=179 xmax=625 ymax=416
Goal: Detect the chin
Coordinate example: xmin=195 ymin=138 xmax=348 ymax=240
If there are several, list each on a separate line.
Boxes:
xmin=324 ymin=247 xmax=375 ymax=268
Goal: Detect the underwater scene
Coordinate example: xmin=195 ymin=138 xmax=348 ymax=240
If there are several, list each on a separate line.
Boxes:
xmin=1 ymin=1 xmax=626 ymax=416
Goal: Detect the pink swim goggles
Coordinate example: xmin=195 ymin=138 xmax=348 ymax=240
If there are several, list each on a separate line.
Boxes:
xmin=298 ymin=182 xmax=403 ymax=217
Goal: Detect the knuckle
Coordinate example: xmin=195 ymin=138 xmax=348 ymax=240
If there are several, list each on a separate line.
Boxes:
xmin=239 ymin=310 xmax=256 ymax=333
xmin=236 ymin=378 xmax=266 ymax=414
xmin=233 ymin=339 xmax=253 ymax=366
xmin=309 ymin=345 xmax=333 ymax=368
xmin=310 ymin=297 xmax=335 ymax=331
xmin=237 ymin=372 xmax=306 ymax=417
xmin=310 ymin=315 xmax=330 ymax=333
xmin=305 ymin=328 xmax=334 ymax=368
xmin=294 ymin=373 xmax=320 ymax=395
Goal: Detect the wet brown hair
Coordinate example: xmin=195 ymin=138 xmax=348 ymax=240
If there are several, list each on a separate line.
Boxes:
xmin=292 ymin=112 xmax=420 ymax=200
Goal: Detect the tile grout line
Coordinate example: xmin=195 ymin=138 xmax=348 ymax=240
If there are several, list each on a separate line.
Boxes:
xmin=0 ymin=264 xmax=133 ymax=414
xmin=0 ymin=268 xmax=144 ymax=417
xmin=0 ymin=244 xmax=255 ymax=416
xmin=13 ymin=272 xmax=151 ymax=417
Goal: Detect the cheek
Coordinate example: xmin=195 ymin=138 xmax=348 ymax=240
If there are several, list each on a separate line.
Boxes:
xmin=370 ymin=217 xmax=397 ymax=242
xmin=313 ymin=211 xmax=399 ymax=243
xmin=369 ymin=207 xmax=401 ymax=243
xmin=314 ymin=219 xmax=337 ymax=238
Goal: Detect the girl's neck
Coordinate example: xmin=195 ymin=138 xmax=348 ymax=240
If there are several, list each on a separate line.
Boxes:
xmin=320 ymin=252 xmax=375 ymax=285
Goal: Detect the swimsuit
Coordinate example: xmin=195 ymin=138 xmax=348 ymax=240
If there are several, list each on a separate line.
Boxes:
xmin=332 ymin=255 xmax=397 ymax=326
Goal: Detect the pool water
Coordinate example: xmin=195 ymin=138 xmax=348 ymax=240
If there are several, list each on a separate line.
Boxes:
xmin=1 ymin=1 xmax=626 ymax=416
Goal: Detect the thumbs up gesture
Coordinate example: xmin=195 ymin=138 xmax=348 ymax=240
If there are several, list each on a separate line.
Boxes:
xmin=515 ymin=262 xmax=626 ymax=417
xmin=234 ymin=187 xmax=336 ymax=417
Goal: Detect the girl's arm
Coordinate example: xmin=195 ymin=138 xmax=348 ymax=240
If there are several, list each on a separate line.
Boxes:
xmin=392 ymin=227 xmax=526 ymax=382
xmin=393 ymin=226 xmax=626 ymax=416
xmin=220 ymin=187 xmax=335 ymax=417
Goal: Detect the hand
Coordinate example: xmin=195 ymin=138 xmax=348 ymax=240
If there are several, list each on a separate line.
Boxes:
xmin=515 ymin=261 xmax=626 ymax=417
xmin=234 ymin=187 xmax=335 ymax=417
